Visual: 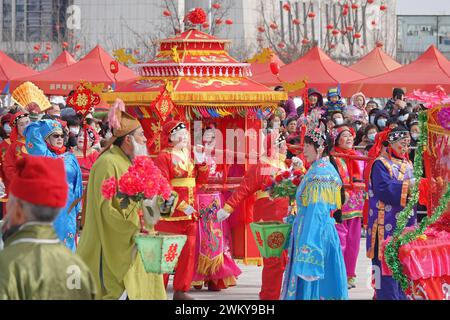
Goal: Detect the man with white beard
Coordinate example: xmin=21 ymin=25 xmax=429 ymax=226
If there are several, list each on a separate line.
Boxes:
xmin=77 ymin=99 xmax=166 ymax=300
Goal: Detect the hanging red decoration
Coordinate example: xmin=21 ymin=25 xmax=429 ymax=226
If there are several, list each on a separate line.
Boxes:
xmin=33 ymin=44 xmax=40 ymax=52
xmin=353 ymin=33 xmax=361 ymax=39
xmin=62 ymin=42 xmax=69 ymax=49
xmin=367 ymin=0 xmax=375 ymax=4
xmin=163 ymin=9 xmax=171 ymax=17
xmin=75 ymin=44 xmax=81 ymax=50
xmin=202 ymin=22 xmax=210 ymax=28
xmin=332 ymin=29 xmax=340 ymax=36
xmin=307 ymin=12 xmax=316 ymax=18
xmin=326 ymin=24 xmax=334 ymax=30
xmin=110 ymin=61 xmax=119 ymax=74
xmin=301 ymin=38 xmax=310 ymax=45
xmin=292 ymin=19 xmax=301 ymax=25
xmin=341 ymin=30 xmax=348 ymax=35
xmin=42 ymin=54 xmax=49 ymax=61
xmin=329 ymin=43 xmax=336 ymax=49
xmin=212 ymin=3 xmax=221 ymax=9
xmin=270 ymin=23 xmax=278 ymax=29
xmin=277 ymin=42 xmax=286 ymax=49
xmin=269 ymin=61 xmax=280 ymax=75
xmin=215 ymin=18 xmax=223 ymax=25
xmin=346 ymin=26 xmax=354 ymax=31
xmin=282 ymin=3 xmax=291 ymax=11
xmin=257 ymin=26 xmax=265 ymax=33
xmin=33 ymin=57 xmax=40 ymax=64
xmin=361 ymin=45 xmax=366 ymax=49
xmin=187 ymin=8 xmax=207 ymax=25
xmin=150 ymin=87 xmax=175 ymax=121
xmin=343 ymin=3 xmax=350 ymax=10
xmin=376 ymin=41 xmax=384 ymax=47
xmin=45 ymin=43 xmax=51 ymax=50
xmin=225 ymin=19 xmax=233 ymax=25
xmin=343 ymin=9 xmax=348 ymax=16
xmin=371 ymin=20 xmax=377 ymax=26
xmin=351 ymin=3 xmax=359 ymax=10
xmin=380 ymin=4 xmax=387 ymax=11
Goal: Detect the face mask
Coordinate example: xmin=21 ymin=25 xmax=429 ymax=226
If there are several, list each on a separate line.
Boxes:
xmin=377 ymin=119 xmax=387 ymax=128
xmin=3 ymin=123 xmax=11 ymax=134
xmin=368 ymin=133 xmax=376 ymax=142
xmin=69 ymin=127 xmax=80 ymax=135
xmin=355 ymin=124 xmax=362 ymax=131
xmin=334 ymin=117 xmax=344 ymax=125
xmin=398 ymin=114 xmax=409 ymax=122
xmin=411 ymin=133 xmax=419 ymax=140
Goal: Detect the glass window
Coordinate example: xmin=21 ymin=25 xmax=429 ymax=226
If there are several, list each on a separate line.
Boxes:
xmin=2 ymin=0 xmax=13 ymax=41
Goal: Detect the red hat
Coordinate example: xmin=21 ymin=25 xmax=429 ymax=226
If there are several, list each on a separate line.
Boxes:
xmin=161 ymin=120 xmax=186 ymax=149
xmin=1 ymin=113 xmax=13 ymax=126
xmin=10 ymin=155 xmax=68 ymax=208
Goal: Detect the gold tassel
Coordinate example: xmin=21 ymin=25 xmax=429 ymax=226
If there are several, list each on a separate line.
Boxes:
xmin=301 ymin=182 xmax=342 ymax=208
xmin=196 ymin=253 xmax=224 ymax=276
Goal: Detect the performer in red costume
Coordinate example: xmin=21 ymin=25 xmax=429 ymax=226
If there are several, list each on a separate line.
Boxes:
xmin=3 ymin=112 xmax=30 ymax=190
xmin=154 ymin=120 xmax=210 ymax=300
xmin=217 ymin=132 xmax=304 ymax=300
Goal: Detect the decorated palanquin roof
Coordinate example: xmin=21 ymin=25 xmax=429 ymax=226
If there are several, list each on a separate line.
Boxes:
xmin=101 ymin=29 xmax=287 ymax=108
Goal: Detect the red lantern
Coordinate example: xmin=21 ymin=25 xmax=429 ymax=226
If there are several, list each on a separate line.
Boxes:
xmin=332 ymin=29 xmax=340 ymax=36
xmin=257 ymin=26 xmax=265 ymax=33
xmin=270 ymin=23 xmax=278 ymax=30
xmin=367 ymin=0 xmax=375 ymax=3
xmin=342 ymin=9 xmax=348 ymax=16
xmin=42 ymin=54 xmax=49 ymax=61
xmin=75 ymin=44 xmax=81 ymax=50
xmin=282 ymin=3 xmax=291 ymax=11
xmin=351 ymin=3 xmax=359 ymax=10
xmin=326 ymin=24 xmax=334 ymax=30
xmin=307 ymin=12 xmax=316 ymax=18
xmin=330 ymin=44 xmax=336 ymax=49
xmin=292 ymin=19 xmax=301 ymax=25
xmin=202 ymin=22 xmax=210 ymax=28
xmin=212 ymin=3 xmax=221 ymax=9
xmin=346 ymin=26 xmax=354 ymax=31
xmin=343 ymin=3 xmax=350 ymax=10
xmin=62 ymin=42 xmax=69 ymax=49
xmin=380 ymin=4 xmax=387 ymax=11
xmin=225 ymin=19 xmax=233 ymax=25
xmin=33 ymin=44 xmax=40 ymax=52
xmin=33 ymin=57 xmax=40 ymax=64
xmin=301 ymin=38 xmax=310 ymax=45
xmin=215 ymin=18 xmax=223 ymax=25
xmin=353 ymin=33 xmax=361 ymax=39
xmin=163 ymin=9 xmax=171 ymax=17
xmin=376 ymin=41 xmax=383 ymax=47
xmin=188 ymin=8 xmax=207 ymax=25
xmin=277 ymin=42 xmax=286 ymax=49
xmin=361 ymin=45 xmax=366 ymax=49
xmin=371 ymin=20 xmax=377 ymax=26
xmin=269 ymin=61 xmax=280 ymax=75
xmin=110 ymin=61 xmax=119 ymax=74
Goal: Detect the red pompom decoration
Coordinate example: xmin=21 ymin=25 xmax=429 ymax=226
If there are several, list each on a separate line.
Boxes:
xmin=292 ymin=18 xmax=301 ymax=25
xmin=332 ymin=29 xmax=340 ymax=36
xmin=42 ymin=54 xmax=49 ymax=60
xmin=342 ymin=9 xmax=348 ymax=16
xmin=277 ymin=42 xmax=286 ymax=49
xmin=187 ymin=7 xmax=207 ymax=25
xmin=376 ymin=41 xmax=383 ymax=47
xmin=343 ymin=4 xmax=350 ymax=10
xmin=326 ymin=24 xmax=334 ymax=30
xmin=353 ymin=33 xmax=361 ymax=39
xmin=351 ymin=3 xmax=359 ymax=10
xmin=282 ymin=3 xmax=291 ymax=11
xmin=225 ymin=19 xmax=233 ymax=25
xmin=212 ymin=3 xmax=221 ymax=9
xmin=380 ymin=4 xmax=387 ymax=11
xmin=202 ymin=22 xmax=210 ymax=28
xmin=307 ymin=12 xmax=316 ymax=18
xmin=75 ymin=44 xmax=81 ymax=50
xmin=270 ymin=23 xmax=278 ymax=30
xmin=301 ymin=38 xmax=310 ymax=45
xmin=215 ymin=18 xmax=223 ymax=25
xmin=62 ymin=42 xmax=69 ymax=49
xmin=269 ymin=61 xmax=280 ymax=75
xmin=163 ymin=9 xmax=171 ymax=17
xmin=258 ymin=26 xmax=265 ymax=33
xmin=346 ymin=26 xmax=354 ymax=31
xmin=371 ymin=20 xmax=377 ymax=26
xmin=367 ymin=0 xmax=375 ymax=4
xmin=33 ymin=44 xmax=40 ymax=52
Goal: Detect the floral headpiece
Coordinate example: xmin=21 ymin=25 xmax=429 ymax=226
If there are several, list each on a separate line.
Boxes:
xmin=331 ymin=126 xmax=355 ymax=145
xmin=305 ymin=125 xmax=327 ymax=148
xmin=388 ymin=129 xmax=410 ymax=144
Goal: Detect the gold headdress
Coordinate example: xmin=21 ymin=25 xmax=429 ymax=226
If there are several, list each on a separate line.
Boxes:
xmin=11 ymin=81 xmax=51 ymax=112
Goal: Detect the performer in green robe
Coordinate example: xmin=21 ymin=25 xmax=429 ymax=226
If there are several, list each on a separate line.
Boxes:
xmin=76 ymin=100 xmax=166 ymax=300
xmin=0 ymin=155 xmax=96 ymax=299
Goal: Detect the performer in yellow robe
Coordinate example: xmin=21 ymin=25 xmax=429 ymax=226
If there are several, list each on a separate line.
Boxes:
xmin=77 ymin=99 xmax=165 ymax=300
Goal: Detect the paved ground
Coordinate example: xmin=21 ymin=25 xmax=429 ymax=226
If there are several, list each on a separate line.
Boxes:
xmin=168 ymin=240 xmax=373 ymax=300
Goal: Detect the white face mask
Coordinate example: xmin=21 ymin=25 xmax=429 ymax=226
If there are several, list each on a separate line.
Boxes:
xmin=131 ymin=136 xmax=148 ymax=156
xmin=398 ymin=114 xmax=409 ymax=122
xmin=334 ymin=117 xmax=344 ymax=125
xmin=105 ymin=131 xmax=113 ymax=139
xmin=3 ymin=123 xmax=11 ymax=134
xmin=355 ymin=124 xmax=362 ymax=131
xmin=69 ymin=126 xmax=80 ymax=135
xmin=411 ymin=133 xmax=419 ymax=140
xmin=377 ymin=118 xmax=387 ymax=128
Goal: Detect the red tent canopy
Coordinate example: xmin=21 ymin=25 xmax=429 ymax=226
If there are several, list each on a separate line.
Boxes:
xmin=0 ymin=50 xmax=38 ymax=92
xmin=10 ymin=45 xmax=137 ymax=95
xmin=44 ymin=50 xmax=77 ymax=72
xmin=349 ymin=45 xmax=450 ymax=97
xmin=349 ymin=47 xmax=401 ymax=77
xmin=252 ymin=46 xmax=365 ymax=96
xmin=247 ymin=48 xmax=285 ymax=76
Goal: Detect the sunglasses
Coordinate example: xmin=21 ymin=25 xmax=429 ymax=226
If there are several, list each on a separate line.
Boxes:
xmin=51 ymin=134 xmax=65 ymax=139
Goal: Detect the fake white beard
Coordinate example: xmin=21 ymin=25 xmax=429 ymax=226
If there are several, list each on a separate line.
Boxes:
xmin=131 ymin=136 xmax=148 ymax=156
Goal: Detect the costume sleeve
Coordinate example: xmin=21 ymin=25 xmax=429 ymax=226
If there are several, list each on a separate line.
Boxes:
xmin=69 ymin=154 xmax=83 ymax=214
xmin=3 ymin=145 xmax=17 ymax=184
xmin=153 ymin=152 xmax=171 ymax=181
xmin=196 ymin=163 xmax=210 ymax=184
xmin=24 ymin=122 xmax=54 ymax=157
xmin=371 ymin=160 xmax=409 ymax=207
xmin=225 ymin=164 xmax=262 ymax=212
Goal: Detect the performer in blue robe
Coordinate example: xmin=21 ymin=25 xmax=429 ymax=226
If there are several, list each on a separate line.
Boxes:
xmin=281 ymin=125 xmax=348 ymax=300
xmin=366 ymin=126 xmax=416 ymax=300
xmin=24 ymin=119 xmax=83 ymax=251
